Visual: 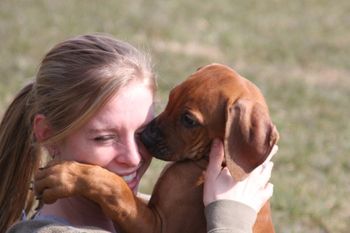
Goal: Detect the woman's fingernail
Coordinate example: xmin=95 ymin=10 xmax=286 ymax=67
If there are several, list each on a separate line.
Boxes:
xmin=212 ymin=139 xmax=219 ymax=147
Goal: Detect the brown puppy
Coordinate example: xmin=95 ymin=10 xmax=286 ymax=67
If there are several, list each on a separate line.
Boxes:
xmin=35 ymin=63 xmax=279 ymax=233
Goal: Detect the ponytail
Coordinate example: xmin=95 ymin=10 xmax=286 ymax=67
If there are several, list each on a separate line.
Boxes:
xmin=0 ymin=83 xmax=40 ymax=232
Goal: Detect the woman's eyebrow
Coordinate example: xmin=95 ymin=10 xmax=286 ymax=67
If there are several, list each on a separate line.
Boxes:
xmin=86 ymin=128 xmax=117 ymax=134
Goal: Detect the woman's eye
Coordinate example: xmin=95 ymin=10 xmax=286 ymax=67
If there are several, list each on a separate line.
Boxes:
xmin=93 ymin=135 xmax=116 ymax=142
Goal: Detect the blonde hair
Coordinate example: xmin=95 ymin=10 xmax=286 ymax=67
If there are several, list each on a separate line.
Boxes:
xmin=0 ymin=34 xmax=156 ymax=231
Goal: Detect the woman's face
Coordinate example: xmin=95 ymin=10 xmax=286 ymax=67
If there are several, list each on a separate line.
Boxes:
xmin=57 ymin=81 xmax=154 ymax=192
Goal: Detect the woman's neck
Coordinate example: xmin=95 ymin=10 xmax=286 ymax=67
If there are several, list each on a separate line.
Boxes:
xmin=39 ymin=196 xmax=116 ymax=232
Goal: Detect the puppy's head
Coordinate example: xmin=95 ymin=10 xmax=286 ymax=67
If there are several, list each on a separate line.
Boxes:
xmin=141 ymin=63 xmax=279 ymax=180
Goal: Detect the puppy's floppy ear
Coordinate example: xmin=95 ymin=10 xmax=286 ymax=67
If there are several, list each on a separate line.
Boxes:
xmin=224 ymin=99 xmax=279 ymax=181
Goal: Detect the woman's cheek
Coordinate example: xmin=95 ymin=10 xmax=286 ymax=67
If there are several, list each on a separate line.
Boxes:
xmin=78 ymin=147 xmax=115 ymax=167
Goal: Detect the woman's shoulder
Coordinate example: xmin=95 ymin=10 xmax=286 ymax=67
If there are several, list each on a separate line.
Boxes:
xmin=7 ymin=219 xmax=111 ymax=233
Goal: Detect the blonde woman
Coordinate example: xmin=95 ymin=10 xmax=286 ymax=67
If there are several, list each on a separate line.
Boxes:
xmin=1 ymin=34 xmax=156 ymax=232
xmin=0 ymin=34 xmax=274 ymax=233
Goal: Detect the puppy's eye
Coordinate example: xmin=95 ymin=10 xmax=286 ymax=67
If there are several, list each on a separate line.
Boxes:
xmin=181 ymin=113 xmax=199 ymax=128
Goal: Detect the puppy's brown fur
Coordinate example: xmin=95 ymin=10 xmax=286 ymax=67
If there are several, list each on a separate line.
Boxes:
xmin=36 ymin=63 xmax=279 ymax=233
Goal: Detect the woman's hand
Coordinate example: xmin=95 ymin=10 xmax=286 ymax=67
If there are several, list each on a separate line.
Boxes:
xmin=203 ymin=139 xmax=278 ymax=213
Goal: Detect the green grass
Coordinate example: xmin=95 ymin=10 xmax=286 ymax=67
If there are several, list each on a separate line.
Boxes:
xmin=1 ymin=0 xmax=349 ymax=232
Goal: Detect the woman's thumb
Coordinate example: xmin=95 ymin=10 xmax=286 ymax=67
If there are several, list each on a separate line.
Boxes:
xmin=207 ymin=139 xmax=224 ymax=175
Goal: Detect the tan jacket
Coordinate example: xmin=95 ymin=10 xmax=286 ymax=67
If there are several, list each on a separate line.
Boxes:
xmin=205 ymin=200 xmax=256 ymax=233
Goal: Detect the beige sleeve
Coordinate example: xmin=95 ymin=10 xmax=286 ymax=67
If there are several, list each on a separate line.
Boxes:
xmin=205 ymin=200 xmax=257 ymax=233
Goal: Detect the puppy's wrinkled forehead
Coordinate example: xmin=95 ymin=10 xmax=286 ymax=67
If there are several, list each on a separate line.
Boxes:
xmin=166 ymin=64 xmax=254 ymax=117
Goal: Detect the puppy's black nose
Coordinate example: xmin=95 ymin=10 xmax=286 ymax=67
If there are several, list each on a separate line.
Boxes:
xmin=140 ymin=119 xmax=162 ymax=149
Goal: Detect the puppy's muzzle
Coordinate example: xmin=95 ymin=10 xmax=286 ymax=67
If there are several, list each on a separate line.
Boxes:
xmin=140 ymin=120 xmax=170 ymax=160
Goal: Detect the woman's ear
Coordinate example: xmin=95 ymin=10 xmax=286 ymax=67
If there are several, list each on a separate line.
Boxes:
xmin=33 ymin=114 xmax=52 ymax=142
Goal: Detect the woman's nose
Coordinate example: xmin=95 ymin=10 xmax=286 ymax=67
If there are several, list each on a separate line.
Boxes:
xmin=119 ymin=136 xmax=142 ymax=167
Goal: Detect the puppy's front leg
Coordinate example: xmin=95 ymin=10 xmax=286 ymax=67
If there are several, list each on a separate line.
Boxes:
xmin=35 ymin=161 xmax=161 ymax=233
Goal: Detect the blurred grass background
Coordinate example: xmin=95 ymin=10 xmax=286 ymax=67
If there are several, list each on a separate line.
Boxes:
xmin=1 ymin=0 xmax=349 ymax=232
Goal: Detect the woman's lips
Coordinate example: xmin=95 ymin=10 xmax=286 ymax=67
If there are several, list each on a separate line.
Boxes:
xmin=122 ymin=172 xmax=139 ymax=190
xmin=122 ymin=172 xmax=137 ymax=182
xmin=110 ymin=160 xmax=145 ymax=191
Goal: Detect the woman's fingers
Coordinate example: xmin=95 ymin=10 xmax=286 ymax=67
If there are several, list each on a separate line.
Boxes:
xmin=264 ymin=145 xmax=278 ymax=165
xmin=260 ymin=183 xmax=274 ymax=204
xmin=206 ymin=139 xmax=224 ymax=178
xmin=260 ymin=162 xmax=274 ymax=185
xmin=204 ymin=139 xmax=226 ymax=206
xmin=203 ymin=142 xmax=278 ymax=212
